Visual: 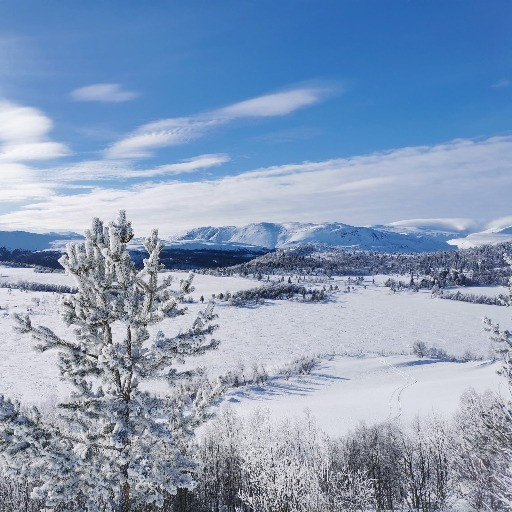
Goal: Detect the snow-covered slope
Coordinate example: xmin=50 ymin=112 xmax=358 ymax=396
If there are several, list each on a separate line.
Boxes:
xmin=449 ymin=224 xmax=512 ymax=249
xmin=168 ymin=222 xmax=454 ymax=252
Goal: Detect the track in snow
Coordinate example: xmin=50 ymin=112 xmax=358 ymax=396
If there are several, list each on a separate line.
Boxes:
xmin=380 ymin=358 xmax=418 ymax=420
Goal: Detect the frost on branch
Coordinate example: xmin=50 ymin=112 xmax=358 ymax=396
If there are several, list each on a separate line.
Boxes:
xmin=3 ymin=211 xmax=221 ymax=512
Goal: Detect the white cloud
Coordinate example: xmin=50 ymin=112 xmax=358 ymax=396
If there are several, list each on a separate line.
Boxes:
xmin=217 ymin=88 xmax=326 ymax=117
xmin=388 ymin=218 xmax=479 ymax=232
xmin=48 ymin=153 xmax=230 ymax=181
xmin=0 ymin=162 xmax=55 ymax=202
xmin=0 ymin=101 xmax=51 ymax=141
xmin=147 ymin=154 xmax=229 ymax=177
xmin=0 ymin=142 xmax=69 ymax=162
xmin=71 ymin=83 xmax=139 ymax=103
xmin=106 ymin=118 xmax=218 ymax=159
xmin=106 ymin=86 xmax=332 ymax=159
xmin=485 ymin=216 xmax=512 ymax=231
xmin=0 ymin=101 xmax=69 ymax=162
xmin=2 ymin=135 xmax=512 ymax=235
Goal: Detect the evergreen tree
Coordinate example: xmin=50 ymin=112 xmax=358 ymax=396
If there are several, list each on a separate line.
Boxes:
xmin=479 ymin=254 xmax=512 ymax=508
xmin=0 ymin=211 xmax=221 ymax=512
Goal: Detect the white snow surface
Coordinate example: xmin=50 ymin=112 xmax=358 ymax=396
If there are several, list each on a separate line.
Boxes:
xmin=221 ymin=356 xmax=503 ymax=436
xmin=0 ymin=265 xmax=508 ymax=435
xmin=449 ymin=224 xmax=512 ymax=248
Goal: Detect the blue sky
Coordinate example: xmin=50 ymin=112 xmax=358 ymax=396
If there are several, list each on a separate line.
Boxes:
xmin=0 ymin=1 xmax=511 ymax=234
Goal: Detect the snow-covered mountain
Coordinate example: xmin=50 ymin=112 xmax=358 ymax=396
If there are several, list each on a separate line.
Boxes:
xmin=3 ymin=219 xmax=511 ymax=254
xmin=448 ymin=224 xmax=512 ymax=249
xmin=165 ymin=222 xmax=455 ymax=253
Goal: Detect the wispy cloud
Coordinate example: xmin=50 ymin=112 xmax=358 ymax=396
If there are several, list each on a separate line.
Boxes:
xmin=216 ymin=88 xmax=325 ymax=117
xmin=0 ymin=101 xmax=69 ymax=162
xmin=0 ymin=162 xmax=56 ymax=202
xmin=106 ymin=86 xmax=334 ymax=159
xmin=49 ymin=153 xmax=230 ymax=181
xmin=491 ymin=79 xmax=511 ymax=89
xmin=71 ymin=83 xmax=139 ymax=103
xmin=2 ymin=135 xmax=511 ymax=234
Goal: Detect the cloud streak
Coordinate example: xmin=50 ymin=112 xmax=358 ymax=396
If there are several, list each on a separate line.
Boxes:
xmin=48 ymin=154 xmax=230 ymax=181
xmin=71 ymin=83 xmax=139 ymax=102
xmin=106 ymin=86 xmax=333 ymax=159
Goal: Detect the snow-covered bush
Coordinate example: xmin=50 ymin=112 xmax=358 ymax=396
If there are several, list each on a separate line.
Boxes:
xmin=0 ymin=280 xmax=77 ymax=294
xmin=0 ymin=212 xmax=221 ymax=512
xmin=412 ymin=342 xmax=470 ymax=362
xmin=218 ymin=354 xmax=323 ymax=390
xmin=226 ymin=282 xmax=328 ymax=306
xmin=250 ymin=363 xmax=269 ymax=386
xmin=279 ymin=354 xmax=322 ymax=379
xmin=412 ymin=341 xmax=428 ymax=358
xmin=439 ymin=290 xmax=508 ymax=306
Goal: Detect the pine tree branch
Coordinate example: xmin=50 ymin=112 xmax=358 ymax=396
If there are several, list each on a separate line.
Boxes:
xmin=13 ymin=313 xmax=99 ymax=360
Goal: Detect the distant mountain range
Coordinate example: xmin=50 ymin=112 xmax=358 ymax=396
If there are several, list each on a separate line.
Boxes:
xmin=163 ymin=222 xmax=453 ymax=253
xmin=0 ymin=231 xmax=83 ymax=251
xmin=1 ymin=220 xmax=511 ymax=253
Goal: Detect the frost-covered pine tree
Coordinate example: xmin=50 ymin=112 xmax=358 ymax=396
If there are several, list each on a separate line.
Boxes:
xmin=0 ymin=211 xmax=221 ymax=512
xmin=480 ymin=253 xmax=512 ymax=509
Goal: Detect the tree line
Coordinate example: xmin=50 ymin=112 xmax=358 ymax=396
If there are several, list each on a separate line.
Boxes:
xmin=210 ymin=242 xmax=512 ymax=286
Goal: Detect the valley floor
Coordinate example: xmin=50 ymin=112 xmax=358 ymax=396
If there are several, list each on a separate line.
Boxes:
xmin=0 ymin=265 xmax=508 ymax=434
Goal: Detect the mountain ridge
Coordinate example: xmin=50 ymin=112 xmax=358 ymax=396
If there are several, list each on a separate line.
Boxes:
xmin=1 ymin=220 xmax=512 ymax=253
xmin=165 ymin=222 xmax=453 ymax=253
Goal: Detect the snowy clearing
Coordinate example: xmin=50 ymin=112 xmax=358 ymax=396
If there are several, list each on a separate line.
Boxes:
xmin=0 ymin=265 xmax=508 ymax=434
xmin=219 ymin=355 xmax=503 ymax=436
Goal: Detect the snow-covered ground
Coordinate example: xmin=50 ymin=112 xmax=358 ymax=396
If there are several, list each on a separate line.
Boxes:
xmin=450 ymin=284 xmax=508 ymax=297
xmin=220 ymin=355 xmax=503 ymax=436
xmin=0 ymin=267 xmax=72 ymax=286
xmin=0 ymin=265 xmax=508 ymax=435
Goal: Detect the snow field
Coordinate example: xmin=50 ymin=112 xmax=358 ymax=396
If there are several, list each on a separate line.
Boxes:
xmin=0 ymin=265 xmax=508 ymax=434
xmin=220 ymin=355 xmax=503 ymax=436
